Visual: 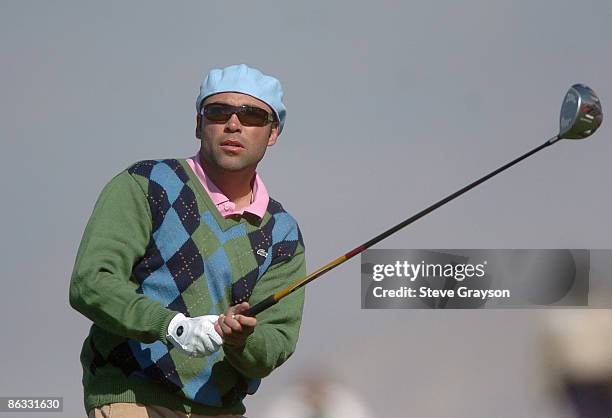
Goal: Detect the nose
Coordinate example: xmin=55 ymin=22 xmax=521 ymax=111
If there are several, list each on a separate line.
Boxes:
xmin=224 ymin=113 xmax=242 ymax=132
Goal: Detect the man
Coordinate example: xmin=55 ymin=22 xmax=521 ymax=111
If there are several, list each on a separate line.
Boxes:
xmin=69 ymin=64 xmax=306 ymax=417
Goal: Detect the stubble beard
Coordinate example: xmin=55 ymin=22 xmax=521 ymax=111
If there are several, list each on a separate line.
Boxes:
xmin=200 ymin=139 xmax=260 ymax=174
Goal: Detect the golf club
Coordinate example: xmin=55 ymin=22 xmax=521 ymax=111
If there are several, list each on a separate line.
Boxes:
xmin=243 ymin=84 xmax=603 ymax=317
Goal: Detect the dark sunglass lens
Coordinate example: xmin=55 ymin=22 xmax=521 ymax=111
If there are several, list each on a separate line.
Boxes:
xmin=204 ymin=104 xmax=271 ymax=126
xmin=204 ymin=104 xmax=232 ymax=122
xmin=238 ymin=107 xmax=269 ymax=126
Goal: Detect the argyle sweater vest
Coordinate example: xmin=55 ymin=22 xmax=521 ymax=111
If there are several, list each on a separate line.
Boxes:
xmin=77 ymin=159 xmax=305 ymax=411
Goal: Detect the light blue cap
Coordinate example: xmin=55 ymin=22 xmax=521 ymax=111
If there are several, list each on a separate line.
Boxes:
xmin=196 ymin=64 xmax=287 ymax=135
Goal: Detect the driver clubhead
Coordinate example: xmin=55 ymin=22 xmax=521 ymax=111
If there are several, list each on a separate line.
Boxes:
xmin=559 ymin=84 xmax=603 ymax=140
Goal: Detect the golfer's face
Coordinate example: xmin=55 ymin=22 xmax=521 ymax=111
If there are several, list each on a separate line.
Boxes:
xmin=198 ymin=92 xmax=278 ymax=173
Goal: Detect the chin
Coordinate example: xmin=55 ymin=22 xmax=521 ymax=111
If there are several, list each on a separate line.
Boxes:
xmin=216 ymin=160 xmax=251 ymax=172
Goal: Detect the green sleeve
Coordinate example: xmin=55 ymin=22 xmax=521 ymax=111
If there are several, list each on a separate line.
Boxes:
xmin=69 ymin=170 xmax=176 ymax=343
xmin=223 ymin=243 xmax=306 ymax=379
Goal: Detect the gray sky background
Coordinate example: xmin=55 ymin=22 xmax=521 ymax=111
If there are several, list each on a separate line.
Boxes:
xmin=1 ymin=1 xmax=611 ymax=417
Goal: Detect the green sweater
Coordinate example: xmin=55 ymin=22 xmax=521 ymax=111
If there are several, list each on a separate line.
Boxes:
xmin=69 ymin=158 xmax=306 ymax=416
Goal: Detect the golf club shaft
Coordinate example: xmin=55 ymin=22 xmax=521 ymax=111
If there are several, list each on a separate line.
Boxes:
xmin=244 ymin=135 xmax=562 ymax=317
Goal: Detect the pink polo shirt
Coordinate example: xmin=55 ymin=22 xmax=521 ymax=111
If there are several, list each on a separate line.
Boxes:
xmin=186 ymin=154 xmax=270 ymax=219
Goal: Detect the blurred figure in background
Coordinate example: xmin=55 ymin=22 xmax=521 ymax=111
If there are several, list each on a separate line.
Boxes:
xmin=263 ymin=368 xmax=372 ymax=418
xmin=540 ymin=309 xmax=612 ymax=418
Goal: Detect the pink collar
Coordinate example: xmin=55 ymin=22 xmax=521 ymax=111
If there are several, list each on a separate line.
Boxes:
xmin=186 ymin=154 xmax=269 ymax=219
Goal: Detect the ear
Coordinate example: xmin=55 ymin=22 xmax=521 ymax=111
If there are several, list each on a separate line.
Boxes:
xmin=195 ymin=114 xmax=202 ymax=140
xmin=267 ymin=122 xmax=279 ymax=146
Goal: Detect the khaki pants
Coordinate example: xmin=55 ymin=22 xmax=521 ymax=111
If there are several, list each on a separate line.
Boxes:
xmin=88 ymin=403 xmax=244 ymax=418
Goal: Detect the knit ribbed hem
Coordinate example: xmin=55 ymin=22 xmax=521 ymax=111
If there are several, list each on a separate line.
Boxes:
xmin=84 ymin=375 xmax=246 ymax=417
xmin=223 ymin=332 xmax=270 ymax=379
xmin=152 ymin=309 xmax=178 ymax=344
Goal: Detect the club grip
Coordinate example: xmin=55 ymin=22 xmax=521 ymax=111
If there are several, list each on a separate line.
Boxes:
xmin=243 ymin=295 xmax=278 ymax=317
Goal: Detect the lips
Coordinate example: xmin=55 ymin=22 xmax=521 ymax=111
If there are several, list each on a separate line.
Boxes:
xmin=220 ymin=139 xmax=245 ymax=148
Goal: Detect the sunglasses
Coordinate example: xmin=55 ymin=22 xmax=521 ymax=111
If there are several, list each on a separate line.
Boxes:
xmin=201 ymin=103 xmax=276 ymax=127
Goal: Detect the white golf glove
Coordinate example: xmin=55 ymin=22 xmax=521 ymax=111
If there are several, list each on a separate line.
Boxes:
xmin=166 ymin=313 xmax=223 ymax=357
